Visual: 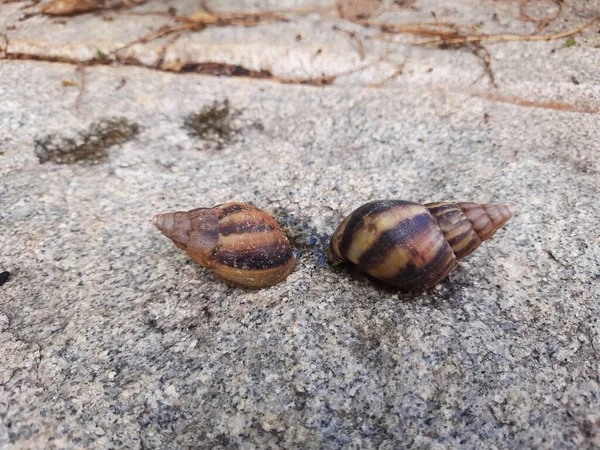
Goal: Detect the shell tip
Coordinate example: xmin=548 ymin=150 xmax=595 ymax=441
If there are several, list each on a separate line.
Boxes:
xmin=506 ymin=204 xmax=516 ymax=217
xmin=152 ymin=214 xmax=163 ymax=231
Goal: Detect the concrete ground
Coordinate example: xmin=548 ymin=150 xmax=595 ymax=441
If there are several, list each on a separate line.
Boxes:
xmin=1 ymin=1 xmax=599 ymax=448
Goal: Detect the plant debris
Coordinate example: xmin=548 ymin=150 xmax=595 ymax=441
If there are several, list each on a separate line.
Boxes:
xmin=34 ymin=117 xmax=140 ymax=165
xmin=519 ymin=0 xmax=563 ymax=33
xmin=336 ymin=0 xmax=382 ymax=21
xmin=42 ymin=0 xmax=148 ymax=16
xmin=360 ymin=10 xmax=599 ymax=86
xmin=409 ymin=17 xmax=599 ymax=46
xmin=3 ymin=0 xmax=599 ymax=95
xmin=176 ymin=62 xmax=273 ymax=79
xmin=333 ymin=25 xmax=366 ymax=59
xmin=108 ymin=6 xmax=324 ymax=66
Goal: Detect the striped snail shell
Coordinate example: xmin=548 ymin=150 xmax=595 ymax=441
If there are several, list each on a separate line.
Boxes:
xmin=329 ymin=200 xmax=514 ymax=290
xmin=153 ymin=202 xmax=295 ymax=289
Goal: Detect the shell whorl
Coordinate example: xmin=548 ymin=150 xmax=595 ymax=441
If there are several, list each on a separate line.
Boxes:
xmin=425 ymin=202 xmax=514 ymax=260
xmin=153 ymin=203 xmax=295 ymax=289
xmin=329 ymin=200 xmax=514 ymax=290
xmin=153 ymin=208 xmax=219 ymax=267
xmin=329 ymin=200 xmax=457 ymax=290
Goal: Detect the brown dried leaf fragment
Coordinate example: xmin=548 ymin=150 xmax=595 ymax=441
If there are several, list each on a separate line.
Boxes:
xmin=42 ymin=0 xmax=100 ymax=16
xmin=61 ymin=79 xmax=78 ymax=87
xmin=42 ymin=0 xmax=98 ymax=15
xmin=42 ymin=0 xmax=147 ymax=16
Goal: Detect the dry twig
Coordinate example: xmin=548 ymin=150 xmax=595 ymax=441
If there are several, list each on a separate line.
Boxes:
xmin=519 ymin=0 xmax=563 ymax=33
xmin=367 ymin=63 xmax=404 ymax=88
xmin=412 ymin=16 xmax=599 ymax=45
xmin=469 ymin=43 xmax=497 ymax=88
xmin=359 ymin=10 xmax=598 ymax=86
xmin=333 ymin=25 xmax=366 ymax=60
xmin=108 ymin=6 xmax=326 ymax=67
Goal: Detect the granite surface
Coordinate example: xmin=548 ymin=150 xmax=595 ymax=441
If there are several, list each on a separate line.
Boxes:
xmin=2 ymin=0 xmax=600 ymax=111
xmin=1 ymin=1 xmax=600 ymax=449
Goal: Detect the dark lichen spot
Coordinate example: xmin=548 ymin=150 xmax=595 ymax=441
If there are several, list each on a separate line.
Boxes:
xmin=182 ymin=100 xmax=237 ymax=150
xmin=0 ymin=271 xmax=10 ymax=286
xmin=34 ymin=117 xmax=140 ymax=165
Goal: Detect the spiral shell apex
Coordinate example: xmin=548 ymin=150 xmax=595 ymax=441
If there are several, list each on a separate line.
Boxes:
xmin=329 ymin=200 xmax=514 ymax=290
xmin=153 ymin=203 xmax=296 ymax=289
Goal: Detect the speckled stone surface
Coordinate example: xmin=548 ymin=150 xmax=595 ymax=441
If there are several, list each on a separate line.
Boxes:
xmin=1 ymin=28 xmax=600 ymax=450
xmin=2 ymin=0 xmax=600 ymax=111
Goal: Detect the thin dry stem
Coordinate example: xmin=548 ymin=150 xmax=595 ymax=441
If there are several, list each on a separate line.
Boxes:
xmin=110 ymin=6 xmax=329 ymax=60
xmin=154 ymin=29 xmax=186 ymax=68
xmin=413 ymin=16 xmax=599 ymax=45
xmin=469 ymin=43 xmax=497 ymax=88
xmin=110 ymin=23 xmax=195 ymax=57
xmin=367 ymin=63 xmax=404 ymax=88
xmin=75 ymin=64 xmax=86 ymax=110
xmin=333 ymin=25 xmax=366 ymax=60
xmin=278 ymin=53 xmax=390 ymax=86
xmin=362 ymin=19 xmax=468 ymax=36
xmin=520 ymin=0 xmax=563 ymax=33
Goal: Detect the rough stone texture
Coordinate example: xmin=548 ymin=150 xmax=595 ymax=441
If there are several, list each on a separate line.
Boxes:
xmin=2 ymin=0 xmax=600 ymax=111
xmin=1 ymin=1 xmax=600 ymax=449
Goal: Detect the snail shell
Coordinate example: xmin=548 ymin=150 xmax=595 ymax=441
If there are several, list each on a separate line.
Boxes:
xmin=329 ymin=200 xmax=514 ymax=290
xmin=153 ymin=202 xmax=295 ymax=289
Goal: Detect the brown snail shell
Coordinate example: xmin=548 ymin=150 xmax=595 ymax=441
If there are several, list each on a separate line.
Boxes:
xmin=329 ymin=200 xmax=514 ymax=290
xmin=153 ymin=202 xmax=296 ymax=289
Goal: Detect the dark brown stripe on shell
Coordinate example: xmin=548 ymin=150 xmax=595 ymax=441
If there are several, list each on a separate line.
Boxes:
xmin=424 ymin=202 xmax=455 ymax=216
xmin=219 ymin=220 xmax=276 ymax=236
xmin=215 ymin=203 xmax=246 ymax=219
xmin=426 ymin=203 xmax=482 ymax=260
xmin=430 ymin=206 xmax=463 ymax=226
xmin=446 ymin=226 xmax=474 ymax=249
xmin=426 ymin=204 xmax=467 ymax=233
xmin=338 ymin=200 xmax=421 ymax=259
xmin=452 ymin=233 xmax=482 ymax=260
xmin=215 ymin=240 xmax=293 ymax=270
